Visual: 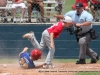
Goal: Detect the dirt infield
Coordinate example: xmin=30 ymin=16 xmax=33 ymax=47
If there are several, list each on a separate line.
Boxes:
xmin=0 ymin=62 xmax=100 ymax=75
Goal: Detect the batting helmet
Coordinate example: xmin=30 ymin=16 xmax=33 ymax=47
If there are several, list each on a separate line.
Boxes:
xmin=30 ymin=49 xmax=42 ymax=60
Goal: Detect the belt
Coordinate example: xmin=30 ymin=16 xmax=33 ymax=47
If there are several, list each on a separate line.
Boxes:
xmin=78 ymin=29 xmax=92 ymax=36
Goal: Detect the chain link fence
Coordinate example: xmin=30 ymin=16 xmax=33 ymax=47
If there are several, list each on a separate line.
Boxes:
xmin=1 ymin=0 xmax=100 ymax=23
xmin=0 ymin=0 xmax=76 ymax=23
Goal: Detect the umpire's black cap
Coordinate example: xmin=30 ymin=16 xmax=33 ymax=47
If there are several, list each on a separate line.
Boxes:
xmin=75 ymin=2 xmax=83 ymax=8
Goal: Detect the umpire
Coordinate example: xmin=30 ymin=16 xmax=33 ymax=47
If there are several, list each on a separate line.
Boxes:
xmin=54 ymin=2 xmax=99 ymax=64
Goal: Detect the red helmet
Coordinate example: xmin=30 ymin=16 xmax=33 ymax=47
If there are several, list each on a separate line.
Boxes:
xmin=30 ymin=49 xmax=42 ymax=60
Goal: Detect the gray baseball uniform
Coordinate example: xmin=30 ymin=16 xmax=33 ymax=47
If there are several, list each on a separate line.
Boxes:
xmin=64 ymin=10 xmax=98 ymax=61
xmin=30 ymin=30 xmax=55 ymax=65
xmin=29 ymin=21 xmax=64 ymax=65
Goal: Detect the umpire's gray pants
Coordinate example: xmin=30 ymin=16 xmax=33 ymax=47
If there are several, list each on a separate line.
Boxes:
xmin=30 ymin=30 xmax=55 ymax=65
xmin=78 ymin=33 xmax=97 ymax=60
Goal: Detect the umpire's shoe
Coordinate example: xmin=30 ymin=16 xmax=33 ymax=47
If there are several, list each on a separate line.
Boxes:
xmin=91 ymin=55 xmax=99 ymax=63
xmin=76 ymin=59 xmax=86 ymax=64
xmin=22 ymin=31 xmax=34 ymax=39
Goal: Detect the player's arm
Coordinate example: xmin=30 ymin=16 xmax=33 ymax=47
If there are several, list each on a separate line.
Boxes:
xmin=76 ymin=21 xmax=91 ymax=27
xmin=76 ymin=14 xmax=93 ymax=27
xmin=19 ymin=47 xmax=28 ymax=56
xmin=35 ymin=63 xmax=45 ymax=68
xmin=27 ymin=0 xmax=33 ymax=3
xmin=53 ymin=14 xmax=64 ymax=19
xmin=19 ymin=0 xmax=24 ymax=3
xmin=50 ymin=33 xmax=55 ymax=49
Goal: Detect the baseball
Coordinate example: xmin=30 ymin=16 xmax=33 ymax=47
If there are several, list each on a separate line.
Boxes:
xmin=3 ymin=64 xmax=7 ymax=68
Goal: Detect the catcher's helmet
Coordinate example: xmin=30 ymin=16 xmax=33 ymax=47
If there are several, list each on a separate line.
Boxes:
xmin=30 ymin=49 xmax=42 ymax=60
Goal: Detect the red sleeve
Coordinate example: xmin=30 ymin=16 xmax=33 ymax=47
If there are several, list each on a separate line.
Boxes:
xmin=47 ymin=22 xmax=59 ymax=33
xmin=47 ymin=22 xmax=63 ymax=38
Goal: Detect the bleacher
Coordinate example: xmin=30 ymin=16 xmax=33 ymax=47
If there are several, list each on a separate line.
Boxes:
xmin=0 ymin=0 xmax=65 ymax=23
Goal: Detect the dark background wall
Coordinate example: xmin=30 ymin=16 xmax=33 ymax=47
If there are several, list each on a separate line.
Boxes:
xmin=0 ymin=24 xmax=100 ymax=59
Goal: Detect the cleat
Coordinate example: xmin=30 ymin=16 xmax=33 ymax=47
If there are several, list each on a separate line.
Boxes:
xmin=91 ymin=55 xmax=99 ymax=63
xmin=22 ymin=31 xmax=34 ymax=39
xmin=76 ymin=59 xmax=86 ymax=64
xmin=48 ymin=63 xmax=55 ymax=68
xmin=49 ymin=65 xmax=55 ymax=69
xmin=96 ymin=55 xmax=99 ymax=61
xmin=43 ymin=64 xmax=49 ymax=69
xmin=43 ymin=63 xmax=55 ymax=69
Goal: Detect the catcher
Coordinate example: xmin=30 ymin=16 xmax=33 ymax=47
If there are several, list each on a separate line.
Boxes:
xmin=19 ymin=47 xmax=45 ymax=69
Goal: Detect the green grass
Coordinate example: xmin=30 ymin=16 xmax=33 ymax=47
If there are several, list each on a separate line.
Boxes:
xmin=53 ymin=58 xmax=100 ymax=63
xmin=0 ymin=59 xmax=18 ymax=64
xmin=63 ymin=0 xmax=75 ymax=13
xmin=53 ymin=59 xmax=77 ymax=63
xmin=1 ymin=58 xmax=99 ymax=64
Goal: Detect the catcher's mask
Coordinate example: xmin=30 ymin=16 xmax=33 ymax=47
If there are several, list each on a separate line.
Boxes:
xmin=30 ymin=49 xmax=42 ymax=60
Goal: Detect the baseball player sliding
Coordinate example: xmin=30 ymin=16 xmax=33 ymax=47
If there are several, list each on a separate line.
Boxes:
xmin=19 ymin=47 xmax=45 ymax=69
xmin=22 ymin=16 xmax=72 ymax=69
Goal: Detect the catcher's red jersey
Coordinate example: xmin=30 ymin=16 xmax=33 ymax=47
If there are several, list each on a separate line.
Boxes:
xmin=47 ymin=22 xmax=64 ymax=38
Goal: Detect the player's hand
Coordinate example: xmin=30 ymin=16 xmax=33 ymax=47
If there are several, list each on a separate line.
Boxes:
xmin=76 ymin=23 xmax=82 ymax=27
xmin=19 ymin=47 xmax=28 ymax=57
xmin=19 ymin=53 xmax=22 ymax=57
xmin=50 ymin=43 xmax=55 ymax=50
xmin=53 ymin=14 xmax=57 ymax=18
